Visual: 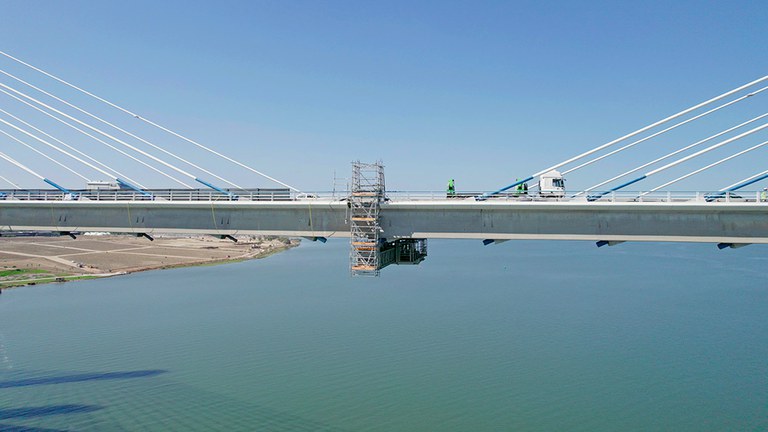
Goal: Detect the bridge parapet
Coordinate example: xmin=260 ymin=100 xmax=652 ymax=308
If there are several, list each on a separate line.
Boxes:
xmin=0 ymin=189 xmax=765 ymax=204
xmin=0 ymin=188 xmax=293 ymax=202
xmin=385 ymin=190 xmax=767 ymax=203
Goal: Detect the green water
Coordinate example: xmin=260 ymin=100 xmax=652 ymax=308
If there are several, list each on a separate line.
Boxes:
xmin=0 ymin=240 xmax=766 ymax=431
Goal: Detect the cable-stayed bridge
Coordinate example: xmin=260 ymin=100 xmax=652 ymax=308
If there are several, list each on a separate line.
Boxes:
xmin=0 ymin=52 xmax=766 ymax=275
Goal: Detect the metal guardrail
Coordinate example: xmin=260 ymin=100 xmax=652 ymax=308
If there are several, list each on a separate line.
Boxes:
xmin=384 ymin=190 xmax=767 ymax=203
xmin=0 ymin=189 xmax=765 ymax=203
xmin=0 ymin=188 xmax=292 ymax=202
xmin=579 ymin=190 xmax=766 ymax=203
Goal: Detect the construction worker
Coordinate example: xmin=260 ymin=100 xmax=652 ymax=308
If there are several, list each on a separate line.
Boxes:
xmin=515 ymin=179 xmax=524 ymax=195
xmin=447 ymin=179 xmax=456 ymax=198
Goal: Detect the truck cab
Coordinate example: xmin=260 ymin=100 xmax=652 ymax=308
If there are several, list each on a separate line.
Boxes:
xmin=538 ymin=170 xmax=566 ymax=198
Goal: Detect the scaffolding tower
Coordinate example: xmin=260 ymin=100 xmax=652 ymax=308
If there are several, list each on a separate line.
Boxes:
xmin=349 ymin=161 xmax=385 ymax=276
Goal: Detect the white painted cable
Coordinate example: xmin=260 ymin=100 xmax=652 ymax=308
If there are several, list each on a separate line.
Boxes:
xmin=0 ymin=87 xmax=191 ymax=188
xmin=0 ymin=83 xmax=197 ymax=188
xmin=134 ymin=116 xmax=300 ymax=191
xmin=0 ymin=108 xmax=145 ymax=188
xmin=0 ymin=117 xmax=109 ymax=180
xmin=0 ymin=68 xmax=245 ymax=190
xmin=0 ymin=150 xmax=44 ymax=179
xmin=646 ymin=139 xmax=768 ymax=193
xmin=0 ymin=81 xmax=196 ymax=179
xmin=576 ymin=112 xmax=768 ymax=195
xmin=562 ymin=85 xmax=768 ymax=175
xmin=720 ymin=169 xmax=768 ymax=192
xmin=0 ymin=127 xmax=89 ymax=181
xmin=645 ymin=123 xmax=768 ymax=178
xmin=0 ymin=174 xmax=20 ymax=188
xmin=0 ymin=51 xmax=300 ymax=191
xmin=533 ymin=75 xmax=768 ymax=178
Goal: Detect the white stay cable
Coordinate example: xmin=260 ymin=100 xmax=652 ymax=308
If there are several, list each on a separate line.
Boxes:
xmin=480 ymin=75 xmax=768 ymax=199
xmin=0 ymin=68 xmax=244 ymax=190
xmin=133 ymin=116 xmax=300 ymax=191
xmin=562 ymin=85 xmax=768 ymax=176
xmin=0 ymin=127 xmax=89 ymax=181
xmin=720 ymin=169 xmax=768 ymax=192
xmin=0 ymin=108 xmax=145 ymax=188
xmin=0 ymin=117 xmax=112 ymax=180
xmin=0 ymin=87 xmax=190 ymax=188
xmin=0 ymin=150 xmax=74 ymax=192
xmin=534 ymin=75 xmax=768 ymax=178
xmin=0 ymin=150 xmax=45 ymax=180
xmin=576 ymin=112 xmax=768 ymax=196
xmin=644 ymin=123 xmax=768 ymax=178
xmin=0 ymin=174 xmax=20 ymax=188
xmin=0 ymin=83 xmax=196 ymax=188
xmin=628 ymin=122 xmax=768 ymax=196
xmin=645 ymin=139 xmax=768 ymax=194
xmin=0 ymin=51 xmax=300 ymax=191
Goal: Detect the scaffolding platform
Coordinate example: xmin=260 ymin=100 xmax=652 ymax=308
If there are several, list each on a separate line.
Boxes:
xmin=348 ymin=161 xmax=429 ymax=277
xmin=349 ymin=161 xmax=386 ymax=276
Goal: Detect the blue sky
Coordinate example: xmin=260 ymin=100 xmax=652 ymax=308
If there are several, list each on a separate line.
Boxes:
xmin=0 ymin=1 xmax=765 ymax=192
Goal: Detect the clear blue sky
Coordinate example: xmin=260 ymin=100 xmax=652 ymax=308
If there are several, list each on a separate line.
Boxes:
xmin=0 ymin=0 xmax=765 ymax=192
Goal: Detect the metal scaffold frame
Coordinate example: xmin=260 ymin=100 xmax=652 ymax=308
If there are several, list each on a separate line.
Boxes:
xmin=349 ymin=161 xmax=385 ymax=276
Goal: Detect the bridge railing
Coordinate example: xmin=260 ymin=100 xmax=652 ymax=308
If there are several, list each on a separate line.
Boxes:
xmin=0 ymin=189 xmax=764 ymax=203
xmin=0 ymin=188 xmax=293 ymax=202
xmin=579 ymin=190 xmax=765 ymax=203
xmin=383 ymin=190 xmax=765 ymax=202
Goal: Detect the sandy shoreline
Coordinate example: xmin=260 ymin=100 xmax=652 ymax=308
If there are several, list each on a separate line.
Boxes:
xmin=0 ymin=234 xmax=299 ymax=289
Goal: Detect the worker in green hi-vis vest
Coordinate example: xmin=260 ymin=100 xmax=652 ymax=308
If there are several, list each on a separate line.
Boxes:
xmin=447 ymin=179 xmax=455 ymax=198
xmin=515 ymin=179 xmax=529 ymax=195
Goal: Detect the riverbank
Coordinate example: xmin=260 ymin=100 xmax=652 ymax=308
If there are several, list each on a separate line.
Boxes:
xmin=0 ymin=234 xmax=299 ymax=289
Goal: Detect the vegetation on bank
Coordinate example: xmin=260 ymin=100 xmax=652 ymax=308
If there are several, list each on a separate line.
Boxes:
xmin=0 ymin=268 xmax=50 ymax=278
xmin=1 ymin=274 xmax=103 ymax=289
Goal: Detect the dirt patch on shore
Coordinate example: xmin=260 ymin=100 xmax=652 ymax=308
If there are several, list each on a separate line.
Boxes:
xmin=0 ymin=234 xmax=298 ymax=288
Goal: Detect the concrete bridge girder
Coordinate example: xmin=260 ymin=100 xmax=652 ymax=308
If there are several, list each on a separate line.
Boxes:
xmin=0 ymin=199 xmax=767 ymax=244
xmin=0 ymin=201 xmax=348 ymax=238
xmin=382 ymin=201 xmax=768 ymax=243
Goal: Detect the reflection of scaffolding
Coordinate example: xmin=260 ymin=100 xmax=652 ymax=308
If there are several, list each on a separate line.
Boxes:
xmin=379 ymin=238 xmax=428 ymax=268
xmin=350 ymin=161 xmax=385 ymax=276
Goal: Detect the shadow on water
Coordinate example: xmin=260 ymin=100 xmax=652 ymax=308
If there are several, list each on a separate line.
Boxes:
xmin=0 ymin=424 xmax=69 ymax=432
xmin=0 ymin=404 xmax=102 ymax=420
xmin=0 ymin=369 xmax=350 ymax=431
xmin=0 ymin=370 xmax=162 ymax=430
xmin=0 ymin=370 xmax=167 ymax=389
xmin=0 ymin=405 xmax=100 ymax=431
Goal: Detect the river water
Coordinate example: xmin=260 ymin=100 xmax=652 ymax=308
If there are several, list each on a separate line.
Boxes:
xmin=0 ymin=239 xmax=766 ymax=431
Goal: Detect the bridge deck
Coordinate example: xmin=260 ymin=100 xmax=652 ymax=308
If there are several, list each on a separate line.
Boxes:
xmin=1 ymin=190 xmax=766 ymax=245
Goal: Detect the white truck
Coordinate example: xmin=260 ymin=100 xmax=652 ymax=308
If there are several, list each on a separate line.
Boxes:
xmin=538 ymin=170 xmax=566 ymax=198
